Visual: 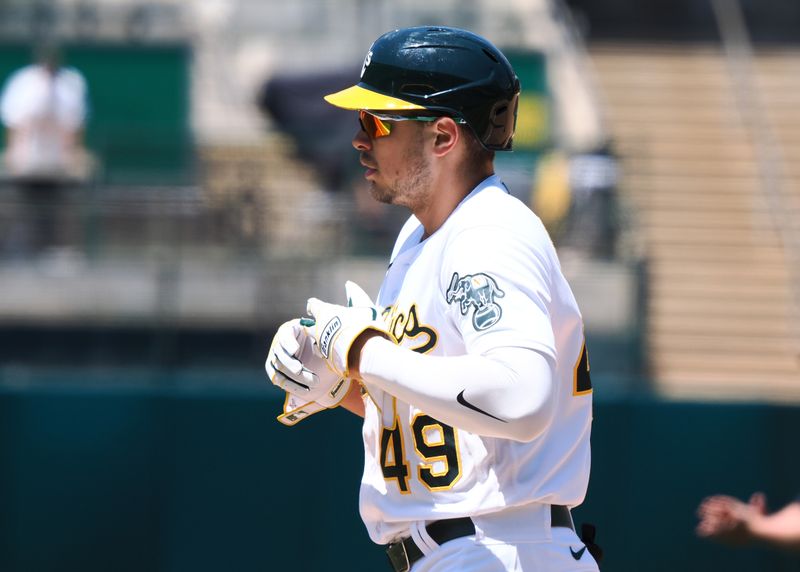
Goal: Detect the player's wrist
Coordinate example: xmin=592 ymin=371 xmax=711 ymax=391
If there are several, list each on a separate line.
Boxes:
xmin=348 ymin=330 xmax=390 ymax=380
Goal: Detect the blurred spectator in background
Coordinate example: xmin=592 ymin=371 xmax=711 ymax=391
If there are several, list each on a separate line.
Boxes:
xmin=531 ymin=149 xmax=571 ymax=240
xmin=561 ymin=142 xmax=619 ymax=259
xmin=696 ymin=492 xmax=800 ymax=551
xmin=531 ymin=142 xmax=619 ymax=259
xmin=0 ymin=44 xmax=91 ymax=256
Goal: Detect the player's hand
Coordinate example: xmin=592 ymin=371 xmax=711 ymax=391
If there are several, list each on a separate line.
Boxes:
xmin=303 ymin=281 xmax=390 ymax=379
xmin=265 ymin=318 xmax=351 ymax=408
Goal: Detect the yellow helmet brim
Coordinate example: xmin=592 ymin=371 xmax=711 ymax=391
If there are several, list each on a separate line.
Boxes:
xmin=324 ymin=84 xmax=425 ymax=111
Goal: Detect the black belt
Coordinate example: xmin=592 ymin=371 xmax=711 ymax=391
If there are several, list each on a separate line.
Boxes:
xmin=386 ymin=505 xmax=574 ymax=572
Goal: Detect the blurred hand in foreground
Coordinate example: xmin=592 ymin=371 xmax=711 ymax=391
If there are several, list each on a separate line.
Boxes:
xmin=696 ymin=492 xmax=800 ymax=551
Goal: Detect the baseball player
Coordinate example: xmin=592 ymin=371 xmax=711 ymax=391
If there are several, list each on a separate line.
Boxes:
xmin=266 ymin=26 xmax=599 ymax=572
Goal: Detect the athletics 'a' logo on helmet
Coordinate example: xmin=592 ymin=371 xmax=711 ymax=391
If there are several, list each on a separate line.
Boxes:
xmin=446 ymin=272 xmax=505 ymax=331
xmin=360 ymin=50 xmax=373 ymax=79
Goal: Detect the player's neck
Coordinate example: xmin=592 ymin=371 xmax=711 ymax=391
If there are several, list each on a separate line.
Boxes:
xmin=414 ymin=164 xmax=494 ymax=239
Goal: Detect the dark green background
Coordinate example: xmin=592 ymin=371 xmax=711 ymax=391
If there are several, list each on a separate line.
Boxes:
xmin=0 ymin=376 xmax=798 ymax=572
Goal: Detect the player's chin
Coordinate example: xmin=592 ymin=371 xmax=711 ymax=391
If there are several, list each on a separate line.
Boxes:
xmin=368 ymin=182 xmax=394 ymax=205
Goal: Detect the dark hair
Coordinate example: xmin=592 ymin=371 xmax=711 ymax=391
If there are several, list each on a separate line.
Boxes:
xmin=460 ymin=124 xmax=495 ymax=166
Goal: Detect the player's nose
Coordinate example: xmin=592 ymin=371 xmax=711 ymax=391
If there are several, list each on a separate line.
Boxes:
xmin=353 ymin=128 xmax=371 ymax=151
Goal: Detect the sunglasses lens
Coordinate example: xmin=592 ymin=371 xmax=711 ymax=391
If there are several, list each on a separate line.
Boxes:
xmin=359 ymin=111 xmax=392 ymax=138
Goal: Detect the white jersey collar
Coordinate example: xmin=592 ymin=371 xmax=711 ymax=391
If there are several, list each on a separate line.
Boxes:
xmin=460 ymin=173 xmax=508 ymax=204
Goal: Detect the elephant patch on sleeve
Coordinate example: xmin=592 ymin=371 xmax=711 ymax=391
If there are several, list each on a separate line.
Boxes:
xmin=445 ymin=272 xmax=505 ymax=331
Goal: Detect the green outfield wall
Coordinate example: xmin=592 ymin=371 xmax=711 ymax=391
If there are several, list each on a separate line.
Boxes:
xmin=0 ymin=379 xmax=798 ymax=572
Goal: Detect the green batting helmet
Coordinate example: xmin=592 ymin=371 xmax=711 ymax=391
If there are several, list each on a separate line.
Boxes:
xmin=324 ymin=26 xmax=521 ymax=151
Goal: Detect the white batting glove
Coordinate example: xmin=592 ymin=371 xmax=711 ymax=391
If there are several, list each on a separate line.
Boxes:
xmin=276 ymin=393 xmax=328 ymax=427
xmin=303 ymin=281 xmax=390 ymax=379
xmin=344 ymin=280 xmax=380 ymax=312
xmin=265 ymin=318 xmax=352 ymax=408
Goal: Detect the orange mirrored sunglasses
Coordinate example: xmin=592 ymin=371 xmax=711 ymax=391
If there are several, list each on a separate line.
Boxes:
xmin=358 ymin=110 xmax=464 ymax=139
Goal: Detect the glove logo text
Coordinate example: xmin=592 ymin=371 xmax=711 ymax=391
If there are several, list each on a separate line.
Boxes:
xmin=329 ymin=378 xmax=347 ymax=399
xmin=320 ymin=317 xmax=342 ymax=358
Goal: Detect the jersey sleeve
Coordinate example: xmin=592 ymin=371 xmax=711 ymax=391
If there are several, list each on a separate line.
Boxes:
xmin=440 ymin=222 xmax=556 ymax=360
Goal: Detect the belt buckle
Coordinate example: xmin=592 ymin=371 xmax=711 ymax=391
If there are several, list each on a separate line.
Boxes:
xmin=386 ymin=540 xmax=410 ymax=572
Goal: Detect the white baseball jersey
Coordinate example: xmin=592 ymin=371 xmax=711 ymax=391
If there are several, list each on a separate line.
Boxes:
xmin=359 ymin=175 xmax=593 ymax=545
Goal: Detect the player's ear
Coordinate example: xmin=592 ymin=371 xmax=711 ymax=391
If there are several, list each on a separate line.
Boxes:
xmin=430 ymin=117 xmax=460 ymax=158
